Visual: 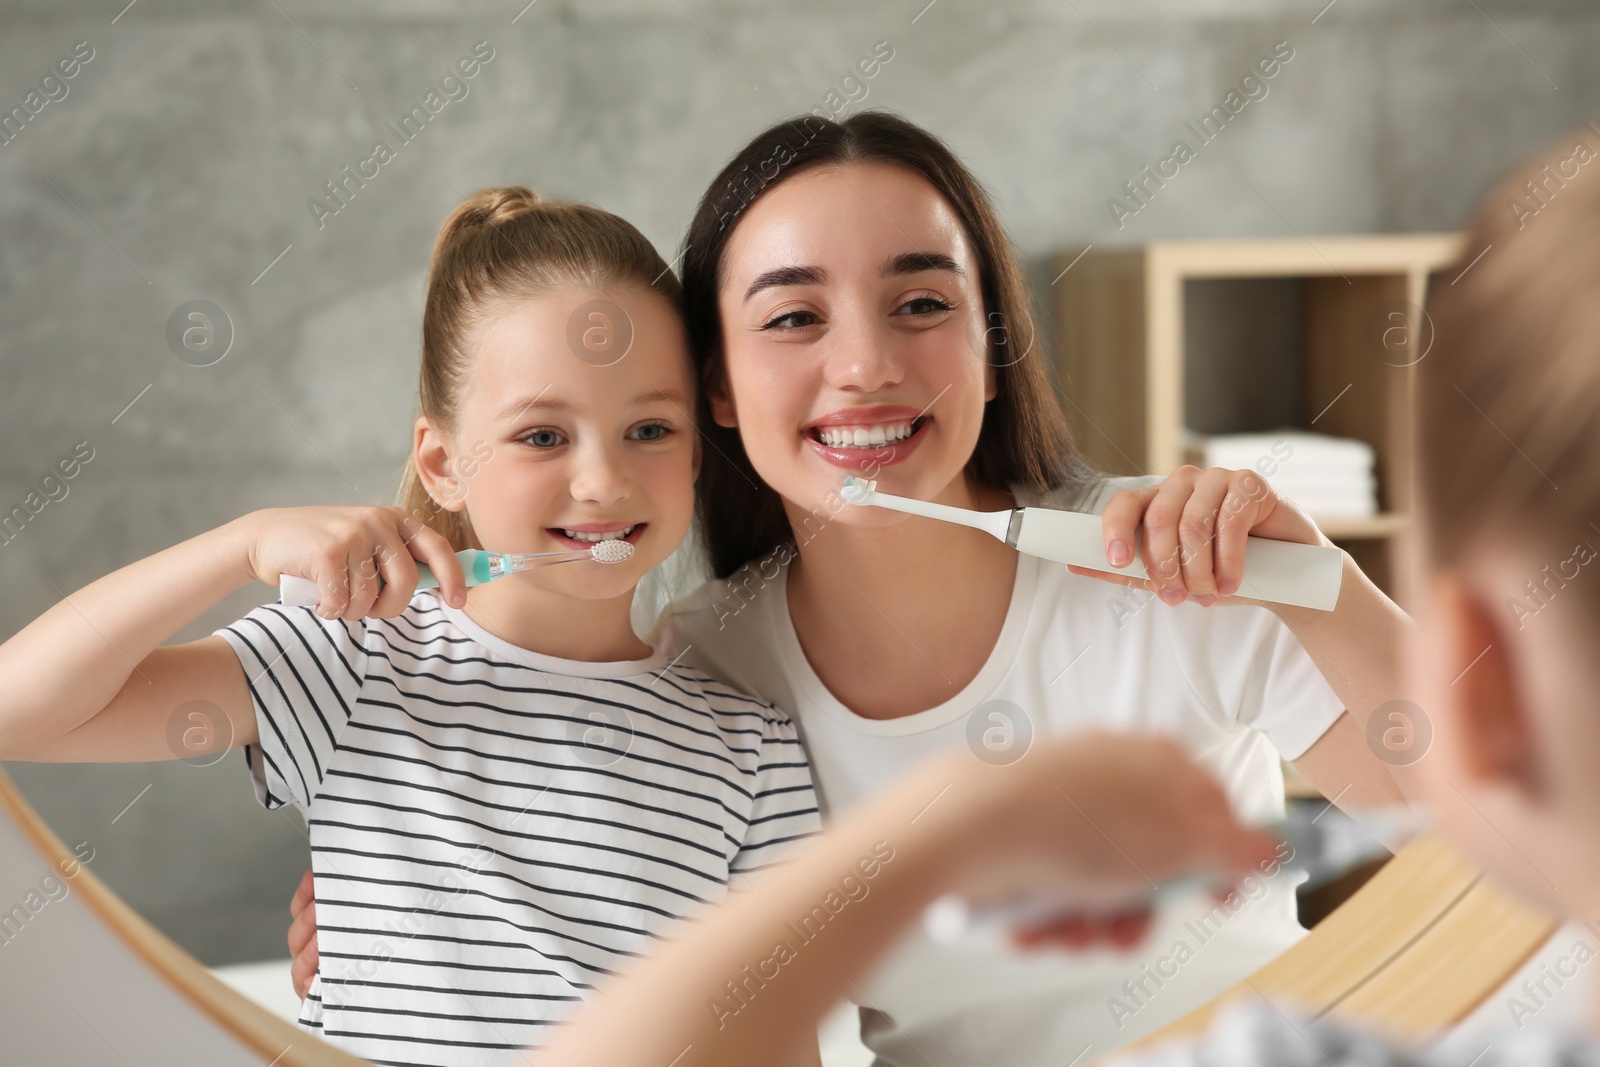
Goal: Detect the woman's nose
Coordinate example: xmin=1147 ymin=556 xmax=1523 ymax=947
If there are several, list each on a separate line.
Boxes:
xmin=821 ymin=314 xmax=904 ymax=393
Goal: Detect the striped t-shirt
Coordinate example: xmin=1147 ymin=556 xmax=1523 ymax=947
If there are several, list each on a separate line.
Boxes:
xmin=215 ymin=590 xmax=821 ymax=1067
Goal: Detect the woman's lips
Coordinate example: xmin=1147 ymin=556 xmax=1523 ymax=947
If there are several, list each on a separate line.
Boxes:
xmin=802 ymin=417 xmax=928 ymax=469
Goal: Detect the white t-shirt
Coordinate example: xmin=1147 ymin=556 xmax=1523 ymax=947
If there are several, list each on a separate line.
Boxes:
xmin=650 ymin=476 xmax=1347 ymax=1067
xmin=217 ymin=590 xmax=821 ymax=1067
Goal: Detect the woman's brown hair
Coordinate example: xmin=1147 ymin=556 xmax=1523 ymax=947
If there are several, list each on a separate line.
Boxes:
xmin=679 ymin=111 xmax=1089 ymax=579
xmin=397 ymin=186 xmax=682 ymax=550
xmin=1417 ymin=122 xmax=1600 ymax=623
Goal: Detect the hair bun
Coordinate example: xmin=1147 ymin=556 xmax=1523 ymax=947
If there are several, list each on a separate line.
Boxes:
xmin=431 ymin=186 xmax=545 ymax=273
xmin=454 ymin=185 xmax=544 ymax=229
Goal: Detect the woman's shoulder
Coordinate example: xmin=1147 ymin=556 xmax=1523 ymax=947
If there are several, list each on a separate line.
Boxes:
xmin=648 ymin=569 xmax=796 ymax=715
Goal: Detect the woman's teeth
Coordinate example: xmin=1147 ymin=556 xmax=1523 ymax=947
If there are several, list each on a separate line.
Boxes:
xmin=561 ymin=525 xmax=636 ymax=543
xmin=814 ymin=420 xmax=917 ymax=449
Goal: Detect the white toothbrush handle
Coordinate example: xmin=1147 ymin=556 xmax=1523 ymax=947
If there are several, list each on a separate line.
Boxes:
xmin=1012 ymin=508 xmax=1345 ymax=612
xmin=278 ymin=563 xmax=443 ymax=607
xmin=279 ymin=574 xmax=322 ymax=607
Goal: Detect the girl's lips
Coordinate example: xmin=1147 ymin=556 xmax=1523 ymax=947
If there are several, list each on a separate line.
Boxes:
xmin=802 ymin=416 xmax=928 ymax=469
xmin=544 ymin=523 xmax=647 ymax=553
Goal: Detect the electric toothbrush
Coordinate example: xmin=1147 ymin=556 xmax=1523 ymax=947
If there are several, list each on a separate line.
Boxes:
xmin=277 ymin=540 xmax=635 ymax=608
xmin=840 ymin=476 xmax=1344 ymax=612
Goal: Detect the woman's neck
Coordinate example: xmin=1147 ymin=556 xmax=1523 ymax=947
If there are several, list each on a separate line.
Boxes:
xmin=783 ymin=475 xmax=1020 ymax=718
xmin=461 ymin=576 xmax=652 ymax=663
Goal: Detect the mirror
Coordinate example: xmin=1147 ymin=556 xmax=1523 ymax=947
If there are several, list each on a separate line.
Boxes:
xmin=2 ymin=5 xmax=1589 ymax=1064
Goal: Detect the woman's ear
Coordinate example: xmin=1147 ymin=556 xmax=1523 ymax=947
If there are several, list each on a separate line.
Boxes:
xmin=414 ymin=417 xmax=467 ymax=513
xmin=1436 ymin=572 xmax=1540 ymax=798
xmin=705 ymin=365 xmax=738 ymax=429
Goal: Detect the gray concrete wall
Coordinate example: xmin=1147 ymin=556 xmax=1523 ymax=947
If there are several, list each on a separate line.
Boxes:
xmin=2 ymin=0 xmax=1595 ymax=965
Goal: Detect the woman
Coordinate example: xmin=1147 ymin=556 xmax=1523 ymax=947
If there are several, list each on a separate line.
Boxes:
xmin=536 ymin=115 xmax=1600 ymax=1067
xmin=291 ymin=110 xmax=1408 ymax=1062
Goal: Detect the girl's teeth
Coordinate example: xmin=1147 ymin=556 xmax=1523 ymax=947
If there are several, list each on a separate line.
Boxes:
xmin=815 ymin=421 xmax=916 ymax=448
xmin=562 ymin=525 xmax=635 ymax=542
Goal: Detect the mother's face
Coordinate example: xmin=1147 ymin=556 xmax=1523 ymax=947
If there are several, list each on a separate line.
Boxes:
xmin=709 ymin=162 xmax=994 ymax=522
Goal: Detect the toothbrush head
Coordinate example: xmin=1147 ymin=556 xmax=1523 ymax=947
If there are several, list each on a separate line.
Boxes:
xmin=841 ymin=476 xmax=877 ymax=505
xmin=589 ymin=539 xmax=635 ymax=564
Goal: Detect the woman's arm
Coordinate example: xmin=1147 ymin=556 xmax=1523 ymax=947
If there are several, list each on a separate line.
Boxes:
xmin=0 ymin=505 xmax=466 ymax=764
xmin=539 ymin=734 xmax=1278 ymax=1067
xmin=1074 ymin=466 xmax=1411 ymax=807
xmin=1274 ymin=551 xmax=1413 ymax=805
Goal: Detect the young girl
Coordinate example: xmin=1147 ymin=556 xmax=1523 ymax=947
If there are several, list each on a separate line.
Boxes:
xmin=0 ymin=187 xmax=821 ymax=1066
xmin=533 ymin=117 xmax=1600 ymax=1067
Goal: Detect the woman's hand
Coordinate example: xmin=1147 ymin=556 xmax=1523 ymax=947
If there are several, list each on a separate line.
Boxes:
xmin=288 ymin=870 xmax=319 ymax=1001
xmin=1070 ymin=466 xmax=1332 ymax=608
xmin=244 ymin=505 xmax=467 ymax=619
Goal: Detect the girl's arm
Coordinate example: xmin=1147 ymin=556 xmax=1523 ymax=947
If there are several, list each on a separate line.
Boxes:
xmin=540 ymin=734 xmax=1278 ymax=1067
xmin=1074 ymin=466 xmax=1410 ymax=807
xmin=0 ymin=506 xmax=466 ymax=764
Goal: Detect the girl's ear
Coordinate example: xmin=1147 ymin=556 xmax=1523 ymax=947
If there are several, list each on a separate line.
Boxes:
xmin=414 ymin=417 xmax=467 ymax=513
xmin=1437 ymin=573 xmax=1540 ymax=798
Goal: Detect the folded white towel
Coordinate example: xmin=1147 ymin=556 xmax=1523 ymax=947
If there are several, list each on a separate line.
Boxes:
xmin=1183 ymin=429 xmax=1379 ymax=518
xmin=1184 ymin=429 xmax=1375 ymax=471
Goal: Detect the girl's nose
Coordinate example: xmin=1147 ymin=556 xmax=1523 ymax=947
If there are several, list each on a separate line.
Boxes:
xmin=568 ymin=444 xmax=632 ymax=507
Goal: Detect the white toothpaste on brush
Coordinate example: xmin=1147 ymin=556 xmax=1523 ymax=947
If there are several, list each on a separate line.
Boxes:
xmin=840 ymin=476 xmax=1344 ymax=612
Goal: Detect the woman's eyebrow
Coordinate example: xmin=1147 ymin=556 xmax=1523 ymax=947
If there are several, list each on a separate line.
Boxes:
xmin=743 ymin=264 xmax=826 ymax=302
xmin=884 ymin=250 xmax=964 ymax=278
xmin=741 ymin=252 xmax=963 ymax=303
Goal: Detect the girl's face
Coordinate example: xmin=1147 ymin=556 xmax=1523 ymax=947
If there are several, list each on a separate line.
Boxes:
xmin=417 ymin=284 xmax=699 ymax=602
xmin=711 ymin=162 xmax=995 ymax=522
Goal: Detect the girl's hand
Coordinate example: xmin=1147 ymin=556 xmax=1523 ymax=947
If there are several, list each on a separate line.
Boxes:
xmin=1070 ymin=465 xmax=1333 ymax=608
xmin=952 ymin=733 xmax=1277 ymax=911
xmin=243 ymin=505 xmax=468 ymax=619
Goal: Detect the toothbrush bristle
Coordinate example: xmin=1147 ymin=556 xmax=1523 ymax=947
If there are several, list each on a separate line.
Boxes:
xmin=841 ymin=476 xmax=877 ymax=504
xmin=589 ymin=539 xmax=635 ymax=564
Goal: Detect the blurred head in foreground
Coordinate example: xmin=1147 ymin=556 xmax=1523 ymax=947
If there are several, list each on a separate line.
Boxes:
xmin=1410 ymin=120 xmax=1600 ymax=921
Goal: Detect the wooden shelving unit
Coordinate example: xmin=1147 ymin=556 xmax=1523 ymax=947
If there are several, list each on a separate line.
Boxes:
xmin=1051 ymin=234 xmax=1465 ymax=603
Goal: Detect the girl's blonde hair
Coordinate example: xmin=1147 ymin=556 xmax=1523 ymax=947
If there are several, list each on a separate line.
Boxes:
xmin=397 ymin=186 xmax=682 ymax=550
xmin=1418 ymin=122 xmax=1600 ymax=628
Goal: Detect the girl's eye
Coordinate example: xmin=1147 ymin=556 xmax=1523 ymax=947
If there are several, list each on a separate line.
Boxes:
xmin=521 ymin=428 xmax=566 ymax=449
xmin=628 ymin=422 xmax=672 ymax=443
xmin=760 ymin=309 xmax=821 ymax=331
xmin=896 ymin=294 xmax=955 ymax=317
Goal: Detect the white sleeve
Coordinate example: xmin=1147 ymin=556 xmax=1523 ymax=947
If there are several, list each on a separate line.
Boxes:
xmin=214 ymin=604 xmax=368 ymax=812
xmin=729 ymin=711 xmax=822 ymax=876
xmin=1163 ymin=605 xmax=1346 ymax=761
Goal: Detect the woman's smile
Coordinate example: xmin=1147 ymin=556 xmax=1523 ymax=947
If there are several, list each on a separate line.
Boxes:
xmin=801 ymin=404 xmax=932 ymax=469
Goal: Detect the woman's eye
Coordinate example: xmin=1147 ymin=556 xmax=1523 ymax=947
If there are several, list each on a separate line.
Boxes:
xmin=522 ymin=428 xmax=565 ymax=449
xmin=896 ymin=295 xmax=954 ymax=317
xmin=628 ymin=423 xmax=672 ymax=442
xmin=760 ymin=309 xmax=820 ymax=331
